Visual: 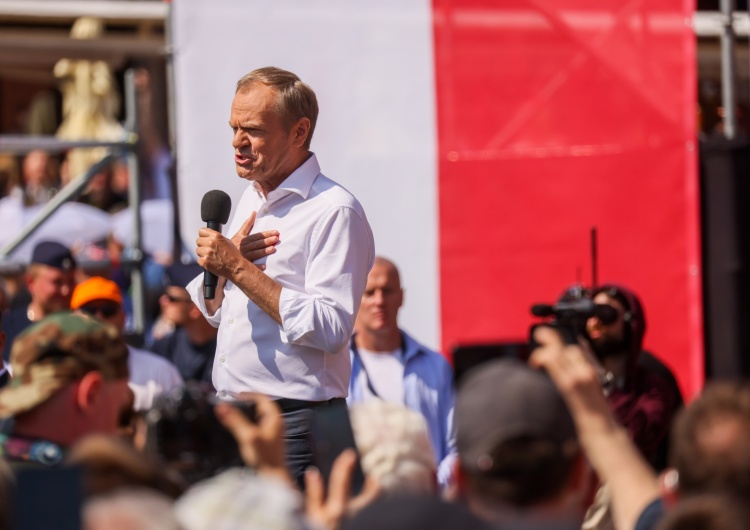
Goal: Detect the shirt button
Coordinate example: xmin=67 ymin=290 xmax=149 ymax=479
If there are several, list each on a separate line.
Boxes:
xmin=219 ymin=391 xmax=226 ymax=398
xmin=220 ymin=356 xmax=225 ymax=363
xmin=229 ymin=318 xmax=235 ymax=324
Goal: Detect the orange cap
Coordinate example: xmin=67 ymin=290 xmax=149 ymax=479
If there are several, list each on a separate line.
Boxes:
xmin=70 ymin=277 xmax=123 ymax=309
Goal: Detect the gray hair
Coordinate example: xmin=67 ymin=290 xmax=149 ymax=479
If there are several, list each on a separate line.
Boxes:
xmin=236 ymin=67 xmax=318 ymax=149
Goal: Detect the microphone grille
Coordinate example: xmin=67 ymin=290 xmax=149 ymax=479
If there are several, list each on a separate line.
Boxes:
xmin=201 ymin=190 xmax=232 ymax=224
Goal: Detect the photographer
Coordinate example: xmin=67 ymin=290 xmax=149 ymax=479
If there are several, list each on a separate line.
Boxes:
xmin=529 ymin=325 xmax=660 ymax=530
xmin=586 ymin=285 xmax=683 ymax=470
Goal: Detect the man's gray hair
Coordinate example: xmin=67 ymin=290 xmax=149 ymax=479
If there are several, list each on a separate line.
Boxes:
xmin=236 ymin=66 xmax=318 ymax=149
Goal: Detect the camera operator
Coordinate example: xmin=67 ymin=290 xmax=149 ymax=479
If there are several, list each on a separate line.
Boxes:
xmin=586 ymin=284 xmax=682 ymax=470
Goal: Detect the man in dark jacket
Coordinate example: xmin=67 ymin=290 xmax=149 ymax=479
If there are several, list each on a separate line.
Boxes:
xmin=586 ymin=284 xmax=683 ymax=470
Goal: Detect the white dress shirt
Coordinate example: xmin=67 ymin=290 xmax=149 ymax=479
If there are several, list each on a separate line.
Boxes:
xmin=187 ymin=154 xmax=375 ymax=401
xmin=127 ymin=346 xmax=184 ymax=411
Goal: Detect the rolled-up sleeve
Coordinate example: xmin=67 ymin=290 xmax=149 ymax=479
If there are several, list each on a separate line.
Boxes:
xmin=186 ymin=273 xmax=223 ymax=328
xmin=278 ymin=206 xmax=374 ymax=353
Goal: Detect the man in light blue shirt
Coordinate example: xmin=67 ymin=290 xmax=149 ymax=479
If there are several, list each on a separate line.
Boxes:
xmin=348 ymin=257 xmax=456 ymax=486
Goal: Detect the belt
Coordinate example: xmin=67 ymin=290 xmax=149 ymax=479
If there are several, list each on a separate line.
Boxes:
xmin=274 ymin=397 xmax=345 ymax=413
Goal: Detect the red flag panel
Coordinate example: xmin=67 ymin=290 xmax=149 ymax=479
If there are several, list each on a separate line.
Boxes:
xmin=433 ymin=1 xmax=702 ymax=399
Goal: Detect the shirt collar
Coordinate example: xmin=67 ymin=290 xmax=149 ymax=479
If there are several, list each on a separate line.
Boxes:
xmin=256 ymin=152 xmax=320 ymax=201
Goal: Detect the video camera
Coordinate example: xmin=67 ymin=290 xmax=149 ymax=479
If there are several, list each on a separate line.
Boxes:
xmin=529 ymin=286 xmax=618 ymax=346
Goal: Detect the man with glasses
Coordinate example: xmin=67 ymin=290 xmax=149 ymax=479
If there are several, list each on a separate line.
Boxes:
xmin=71 ymin=276 xmax=183 ymax=410
xmin=152 ymin=263 xmax=217 ymax=386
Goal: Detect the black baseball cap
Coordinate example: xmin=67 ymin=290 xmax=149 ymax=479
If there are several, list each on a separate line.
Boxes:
xmin=30 ymin=241 xmax=76 ymax=271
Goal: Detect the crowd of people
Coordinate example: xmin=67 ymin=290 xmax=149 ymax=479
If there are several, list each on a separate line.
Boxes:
xmin=0 ymin=65 xmax=745 ymax=530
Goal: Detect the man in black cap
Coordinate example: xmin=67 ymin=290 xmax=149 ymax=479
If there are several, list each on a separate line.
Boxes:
xmin=152 ymin=263 xmax=217 ymax=386
xmin=455 ymin=358 xmax=593 ymax=528
xmin=1 ymin=240 xmax=77 ymax=363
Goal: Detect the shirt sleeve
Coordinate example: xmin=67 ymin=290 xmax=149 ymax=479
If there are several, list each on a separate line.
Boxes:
xmin=186 ymin=273 xmax=222 ymax=328
xmin=278 ymin=206 xmax=374 ymax=353
xmin=437 ymin=360 xmax=458 ymax=488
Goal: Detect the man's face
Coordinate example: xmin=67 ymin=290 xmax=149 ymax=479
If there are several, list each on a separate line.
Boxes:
xmin=586 ymin=293 xmax=627 ymax=350
xmin=27 ymin=265 xmax=76 ymax=313
xmin=159 ymin=286 xmax=194 ymax=327
xmin=355 ymin=262 xmax=403 ymax=336
xmin=78 ymin=299 xmax=126 ymax=334
xmin=229 ymin=84 xmax=299 ymax=193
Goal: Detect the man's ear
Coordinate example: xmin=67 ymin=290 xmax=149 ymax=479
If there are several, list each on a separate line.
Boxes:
xmin=290 ymin=117 xmax=311 ymax=148
xmin=24 ymin=272 xmax=35 ymax=292
xmin=76 ymin=371 xmax=103 ymax=412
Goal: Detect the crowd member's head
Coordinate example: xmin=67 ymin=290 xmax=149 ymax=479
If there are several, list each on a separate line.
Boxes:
xmin=586 ymin=284 xmax=646 ymax=361
xmin=349 ymin=400 xmax=436 ymax=496
xmin=21 ymin=150 xmax=58 ymax=205
xmin=70 ymin=276 xmax=125 ymax=333
xmin=26 ymin=241 xmax=77 ymax=320
xmin=354 ymin=257 xmax=403 ymax=339
xmin=174 ymin=468 xmax=308 ymax=530
xmin=655 ymin=493 xmax=750 ymax=530
xmin=342 ymin=495 xmax=494 ymax=530
xmin=84 ymin=489 xmax=180 ymax=530
xmin=67 ymin=434 xmax=185 ymax=499
xmin=159 ymin=263 xmax=205 ymax=331
xmin=456 ymin=358 xmax=590 ymax=525
xmin=668 ymin=381 xmax=750 ymax=500
xmin=231 ymin=67 xmax=317 ymax=194
xmin=0 ymin=313 xmax=129 ymax=449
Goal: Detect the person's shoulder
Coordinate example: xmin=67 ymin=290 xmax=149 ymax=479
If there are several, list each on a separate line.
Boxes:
xmin=151 ymin=331 xmax=178 ymax=358
xmin=128 ymin=345 xmax=181 ymax=374
xmin=3 ymin=307 xmax=29 ymax=329
xmin=402 ymin=330 xmax=451 ymax=366
xmin=309 ymin=173 xmax=365 ymax=213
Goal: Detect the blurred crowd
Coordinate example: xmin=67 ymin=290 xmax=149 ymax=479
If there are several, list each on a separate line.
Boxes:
xmin=0 ymin=237 xmax=745 ymax=530
xmin=0 ymin=26 xmax=745 ymax=529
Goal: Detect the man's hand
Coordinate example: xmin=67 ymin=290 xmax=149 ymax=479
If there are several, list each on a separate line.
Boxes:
xmin=214 ymin=393 xmax=291 ymax=486
xmin=196 ymin=226 xmax=245 ymax=280
xmin=305 ymin=449 xmax=380 ymax=530
xmin=529 ymin=325 xmax=659 ymax=530
xmin=230 ymin=211 xmax=280 ymax=268
xmin=528 ymin=326 xmax=612 ymax=421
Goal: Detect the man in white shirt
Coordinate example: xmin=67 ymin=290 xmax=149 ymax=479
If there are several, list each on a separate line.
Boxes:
xmin=71 ymin=276 xmax=184 ymax=411
xmin=187 ymin=66 xmax=374 ymax=483
xmin=348 ymin=257 xmax=457 ymax=488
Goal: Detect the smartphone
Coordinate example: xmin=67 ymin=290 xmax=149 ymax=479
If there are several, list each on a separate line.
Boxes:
xmin=310 ymin=402 xmax=366 ymax=495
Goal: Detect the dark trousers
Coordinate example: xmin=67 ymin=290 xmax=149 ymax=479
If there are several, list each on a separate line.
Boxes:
xmin=280 ymin=397 xmax=346 ymax=489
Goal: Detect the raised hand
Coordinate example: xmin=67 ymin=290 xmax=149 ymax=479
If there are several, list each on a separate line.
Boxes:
xmin=214 ymin=393 xmax=291 ymax=485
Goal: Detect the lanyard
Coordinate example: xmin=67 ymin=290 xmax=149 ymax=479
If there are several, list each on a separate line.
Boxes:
xmin=350 ymin=333 xmax=411 ymax=400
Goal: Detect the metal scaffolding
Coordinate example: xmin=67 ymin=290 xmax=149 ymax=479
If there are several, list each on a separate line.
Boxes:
xmin=0 ymin=69 xmax=147 ymax=338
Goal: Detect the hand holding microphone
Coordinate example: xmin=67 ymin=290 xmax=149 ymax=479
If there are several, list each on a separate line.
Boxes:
xmin=199 ymin=190 xmax=232 ymax=300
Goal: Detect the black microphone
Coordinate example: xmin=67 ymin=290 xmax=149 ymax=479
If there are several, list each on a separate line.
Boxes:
xmin=201 ymin=190 xmax=232 ymax=300
xmin=531 ymin=304 xmax=555 ymax=318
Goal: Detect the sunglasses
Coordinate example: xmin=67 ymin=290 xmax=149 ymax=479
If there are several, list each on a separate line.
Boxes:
xmin=79 ymin=303 xmax=120 ymax=318
xmin=165 ymin=293 xmax=193 ymax=304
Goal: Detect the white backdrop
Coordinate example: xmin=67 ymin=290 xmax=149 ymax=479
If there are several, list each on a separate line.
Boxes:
xmin=171 ymin=0 xmax=440 ymax=348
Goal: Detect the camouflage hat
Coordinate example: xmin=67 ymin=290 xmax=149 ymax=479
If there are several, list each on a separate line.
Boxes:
xmin=0 ymin=313 xmax=129 ymax=418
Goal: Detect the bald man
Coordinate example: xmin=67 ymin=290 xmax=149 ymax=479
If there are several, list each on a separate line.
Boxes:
xmin=348 ymin=257 xmax=456 ymax=488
